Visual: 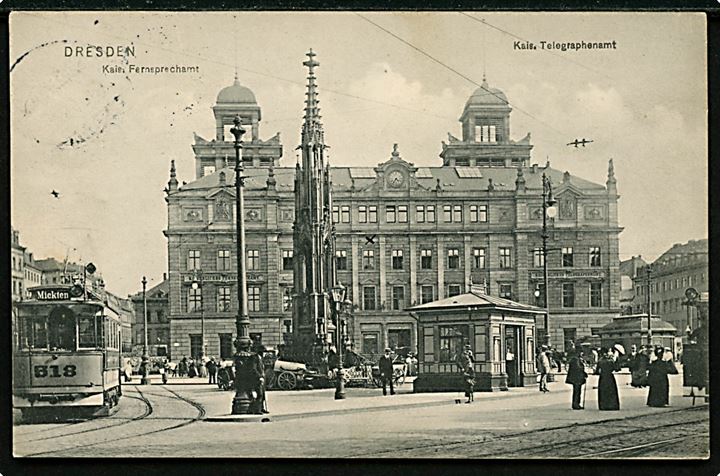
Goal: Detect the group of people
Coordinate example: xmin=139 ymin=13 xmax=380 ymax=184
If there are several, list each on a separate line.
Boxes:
xmin=564 ymin=344 xmax=679 ymax=411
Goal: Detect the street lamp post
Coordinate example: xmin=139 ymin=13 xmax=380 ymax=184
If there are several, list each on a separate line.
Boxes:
xmin=191 ymin=270 xmax=205 ymax=359
xmin=540 ymin=173 xmax=557 ymax=347
xmin=330 ymin=284 xmax=351 ymax=400
xmin=646 ymin=265 xmax=653 ymax=346
xmin=230 ymin=115 xmax=254 ymax=415
xmin=140 ymin=276 xmax=151 ymax=385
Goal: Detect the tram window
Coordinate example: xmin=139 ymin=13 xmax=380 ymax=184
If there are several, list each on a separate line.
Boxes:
xmin=48 ymin=307 xmax=77 ymax=351
xmin=19 ymin=317 xmax=48 ymax=350
xmin=78 ymin=315 xmax=98 ymax=348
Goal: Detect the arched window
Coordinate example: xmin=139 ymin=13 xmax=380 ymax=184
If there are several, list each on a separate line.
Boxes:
xmin=48 ymin=306 xmax=76 ymax=351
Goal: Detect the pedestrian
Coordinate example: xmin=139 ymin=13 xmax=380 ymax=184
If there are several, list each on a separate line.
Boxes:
xmin=255 ymin=346 xmax=269 ymax=414
xmin=627 ymin=344 xmax=649 ymax=388
xmin=595 ymin=347 xmax=621 ymax=410
xmin=551 ymin=347 xmax=563 ymax=372
xmin=199 ymin=355 xmax=208 ymax=378
xmin=536 ymin=345 xmax=551 ymax=392
xmin=233 ymin=339 xmax=266 ymax=414
xmin=379 ymin=348 xmax=396 ymax=396
xmin=463 ymin=362 xmax=475 ymax=403
xmin=123 ymin=359 xmax=133 ymax=383
xmin=169 ymin=361 xmax=177 ymax=378
xmin=565 ymin=350 xmax=588 ymax=410
xmin=456 ymin=344 xmax=473 ymax=372
xmin=188 ymin=359 xmax=197 ymax=378
xmin=206 ymin=357 xmax=218 ymax=384
xmin=647 ymin=346 xmax=679 ymax=407
xmin=179 ymin=356 xmax=188 ymax=377
xmin=506 ymin=348 xmax=516 ymax=385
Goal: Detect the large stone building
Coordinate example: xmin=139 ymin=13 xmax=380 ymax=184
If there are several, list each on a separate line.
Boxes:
xmin=631 ymin=239 xmax=708 ymax=335
xmin=619 ymin=255 xmax=647 ymax=315
xmin=164 ymin=64 xmax=622 ymax=359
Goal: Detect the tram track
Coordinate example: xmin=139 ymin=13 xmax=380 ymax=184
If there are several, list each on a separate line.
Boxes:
xmin=571 ymin=431 xmax=710 ymax=458
xmin=345 ymin=405 xmax=709 ymax=458
xmin=13 ymin=389 xmax=153 ymax=445
xmin=16 ymin=385 xmax=206 ymax=457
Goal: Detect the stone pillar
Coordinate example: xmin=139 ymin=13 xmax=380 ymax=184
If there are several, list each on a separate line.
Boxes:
xmin=437 ymin=237 xmax=445 ymax=300
xmin=216 ymin=117 xmax=224 ymax=141
xmin=252 ymin=119 xmax=259 ymax=142
xmin=409 ymin=235 xmax=418 ymax=305
xmin=463 ymin=235 xmax=471 ymax=291
xmin=379 ymin=235 xmax=387 ymax=310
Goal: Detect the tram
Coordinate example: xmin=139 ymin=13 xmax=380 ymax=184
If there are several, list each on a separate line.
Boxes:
xmin=13 ymin=284 xmax=124 ymax=421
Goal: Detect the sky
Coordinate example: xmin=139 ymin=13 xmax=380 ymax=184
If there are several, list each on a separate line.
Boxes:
xmin=10 ymin=12 xmax=707 ymax=296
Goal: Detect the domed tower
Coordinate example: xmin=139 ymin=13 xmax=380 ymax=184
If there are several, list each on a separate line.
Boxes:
xmin=440 ymin=76 xmax=532 ymax=167
xmin=191 ymin=75 xmax=282 ymax=179
xmin=213 ymin=75 xmax=261 ymax=142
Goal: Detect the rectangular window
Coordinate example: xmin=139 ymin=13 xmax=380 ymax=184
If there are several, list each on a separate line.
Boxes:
xmin=499 ymin=247 xmax=511 ymax=269
xmin=340 ymin=206 xmax=350 ymax=223
xmin=392 ymin=249 xmax=404 ymax=270
xmin=421 ymin=249 xmax=433 ymax=269
xmin=398 ymin=205 xmax=408 ymax=223
xmin=187 ymin=249 xmax=201 ymax=270
xmin=562 ymin=283 xmax=575 ymax=308
xmin=563 ymin=328 xmax=577 ymax=347
xmin=77 ymin=315 xmax=98 ymax=349
xmin=247 ymin=286 xmax=261 ymax=312
xmin=368 ymin=206 xmax=377 ymax=223
xmin=472 ymin=248 xmax=486 ymax=269
xmin=443 ymin=205 xmax=452 ymax=222
xmin=447 ymin=248 xmax=460 ymax=269
xmin=448 ymin=284 xmax=462 ymax=297
xmin=188 ymin=287 xmax=202 ymax=312
xmin=470 ymin=205 xmax=478 ymax=223
xmin=217 ymin=286 xmax=231 ymax=312
xmin=332 ymin=206 xmax=340 ymax=224
xmin=392 ymin=286 xmax=405 ymax=310
xmin=562 ymin=247 xmax=574 ymax=267
xmin=217 ymin=249 xmax=231 ymax=271
xmin=335 ymin=250 xmax=348 ymax=270
xmin=499 ymin=283 xmax=512 ymax=299
xmin=533 ymin=248 xmax=545 ymax=268
xmin=362 ymin=333 xmax=379 ymax=355
xmin=282 ymin=288 xmax=292 ymax=312
xmin=534 ymin=283 xmax=546 ymax=307
xmin=363 ymin=286 xmax=376 ymax=311
xmin=219 ymin=333 xmax=234 ymax=360
xmin=416 ymin=205 xmax=425 ymax=223
xmin=282 ymin=250 xmax=293 ymax=271
xmin=439 ymin=325 xmax=469 ymax=362
xmin=589 ymin=247 xmax=601 ymax=267
xmin=421 ymin=285 xmax=434 ymax=304
xmin=190 ymin=334 xmax=202 ymax=360
xmin=453 ymin=205 xmax=463 ymax=223
xmin=358 ymin=205 xmax=367 ymax=223
xmin=362 ymin=250 xmax=375 ymax=270
xmin=426 ymin=205 xmax=436 ymax=223
xmin=590 ymin=282 xmax=602 ymax=307
xmin=247 ymin=249 xmax=260 ymax=270
xmin=386 ymin=205 xmax=396 ymax=223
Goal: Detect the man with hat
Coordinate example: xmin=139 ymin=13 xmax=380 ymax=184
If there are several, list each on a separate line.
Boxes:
xmin=536 ymin=345 xmax=551 ymax=392
xmin=378 ymin=348 xmax=396 ymax=396
xmin=457 ymin=344 xmax=474 ymax=372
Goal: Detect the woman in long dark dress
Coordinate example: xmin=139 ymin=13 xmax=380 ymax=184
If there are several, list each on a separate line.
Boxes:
xmin=647 ymin=347 xmax=679 ymax=407
xmin=595 ymin=348 xmax=621 ymax=410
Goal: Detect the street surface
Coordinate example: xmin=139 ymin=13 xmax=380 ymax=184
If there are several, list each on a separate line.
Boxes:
xmin=12 ymin=371 xmax=708 ymax=458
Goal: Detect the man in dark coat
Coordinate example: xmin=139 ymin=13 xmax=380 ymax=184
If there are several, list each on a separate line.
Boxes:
xmin=647 ymin=346 xmax=678 ymax=407
xmin=206 ymin=357 xmax=218 ymax=384
xmin=379 ymin=348 xmax=395 ymax=396
xmin=627 ymin=345 xmax=649 ymax=388
xmin=565 ymin=351 xmax=588 ymax=409
xmin=233 ymin=339 xmax=266 ymax=414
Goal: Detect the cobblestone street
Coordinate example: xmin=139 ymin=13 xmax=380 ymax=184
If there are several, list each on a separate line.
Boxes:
xmin=12 ymin=372 xmax=708 ymax=458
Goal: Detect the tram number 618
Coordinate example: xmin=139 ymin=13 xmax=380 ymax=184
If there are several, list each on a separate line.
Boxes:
xmin=33 ymin=365 xmax=78 ymax=378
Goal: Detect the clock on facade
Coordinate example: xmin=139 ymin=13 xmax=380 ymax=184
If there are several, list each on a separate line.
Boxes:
xmin=387 ymin=170 xmax=405 ymax=188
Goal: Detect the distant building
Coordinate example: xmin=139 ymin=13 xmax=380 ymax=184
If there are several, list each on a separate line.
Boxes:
xmin=632 ymin=239 xmax=708 ymax=334
xmin=11 ymin=227 xmax=25 ymax=302
xmin=130 ymin=276 xmax=170 ymax=358
xmin=23 ymin=251 xmax=42 ymax=298
xmin=619 ymin=255 xmax=647 ymax=315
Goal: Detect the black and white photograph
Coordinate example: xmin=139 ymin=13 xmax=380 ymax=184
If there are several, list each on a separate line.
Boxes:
xmin=9 ymin=11 xmax=709 ymax=459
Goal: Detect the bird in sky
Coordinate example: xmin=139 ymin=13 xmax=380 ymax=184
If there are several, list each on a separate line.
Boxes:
xmin=51 ymin=190 xmax=60 ymax=198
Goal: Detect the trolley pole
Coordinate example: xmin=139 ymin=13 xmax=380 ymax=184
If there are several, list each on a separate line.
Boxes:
xmin=141 ymin=276 xmax=151 ymax=385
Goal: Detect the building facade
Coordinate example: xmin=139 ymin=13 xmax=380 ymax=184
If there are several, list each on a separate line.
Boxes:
xmin=11 ymin=228 xmax=25 ymax=302
xmin=130 ymin=277 xmax=171 ymax=358
xmin=165 ymin=66 xmax=623 ymax=359
xmin=619 ymin=255 xmax=647 ymax=315
xmin=631 ymin=239 xmax=708 ymax=335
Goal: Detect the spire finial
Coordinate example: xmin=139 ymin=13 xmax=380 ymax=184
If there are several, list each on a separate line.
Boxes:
xmin=168 ymin=159 xmax=178 ymax=192
xmin=607 ymin=158 xmax=617 ymax=187
xmin=302 ymin=49 xmax=322 ymax=134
